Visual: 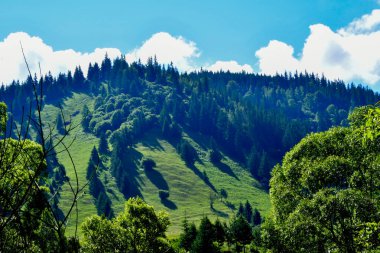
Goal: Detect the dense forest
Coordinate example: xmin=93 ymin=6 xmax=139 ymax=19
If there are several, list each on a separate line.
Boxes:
xmin=0 ymin=56 xmax=379 ymax=252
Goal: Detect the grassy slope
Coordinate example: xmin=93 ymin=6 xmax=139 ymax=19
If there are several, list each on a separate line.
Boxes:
xmin=131 ymin=132 xmax=270 ymax=235
xmin=44 ymin=93 xmax=270 ymax=237
xmin=42 ymin=93 xmax=99 ymax=236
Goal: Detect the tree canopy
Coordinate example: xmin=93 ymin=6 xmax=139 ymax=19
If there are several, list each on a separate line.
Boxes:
xmin=81 ymin=197 xmax=172 ymax=253
xmin=262 ymin=105 xmax=380 ymax=252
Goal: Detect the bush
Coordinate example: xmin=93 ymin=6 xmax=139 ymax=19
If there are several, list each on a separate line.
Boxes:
xmin=94 ymin=120 xmax=112 ymax=136
xmin=142 ymin=158 xmax=156 ymax=170
xmin=159 ymin=190 xmax=170 ymax=200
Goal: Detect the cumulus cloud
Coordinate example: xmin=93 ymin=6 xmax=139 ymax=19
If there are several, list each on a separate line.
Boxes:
xmin=125 ymin=32 xmax=254 ymax=73
xmin=0 ymin=32 xmax=122 ymax=85
xmin=255 ymin=9 xmax=380 ymax=89
xmin=255 ymin=40 xmax=301 ymax=74
xmin=206 ymin=60 xmax=253 ymax=73
xmin=125 ymin=32 xmax=200 ymax=72
xmin=340 ymin=9 xmax=380 ymax=34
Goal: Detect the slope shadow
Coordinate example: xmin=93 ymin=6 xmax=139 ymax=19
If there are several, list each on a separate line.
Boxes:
xmin=187 ymin=163 xmax=217 ymax=193
xmin=117 ymin=148 xmax=144 ymax=199
xmin=224 ymin=201 xmax=236 ymax=211
xmin=161 ymin=198 xmax=177 ymax=210
xmin=211 ymin=206 xmax=229 ymax=218
xmin=45 ymin=91 xmax=75 ymax=107
xmin=214 ymin=161 xmax=239 ymax=180
xmin=186 ymin=162 xmax=203 ymax=178
xmin=145 ymin=168 xmax=169 ymax=191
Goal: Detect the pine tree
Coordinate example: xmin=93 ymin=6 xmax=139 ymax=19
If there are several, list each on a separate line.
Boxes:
xmin=178 ymin=140 xmax=197 ymax=165
xmin=87 ymin=146 xmax=102 ymax=179
xmin=96 ymin=191 xmax=114 ymax=218
xmin=252 ymin=208 xmax=262 ymax=226
xmin=214 ymin=218 xmax=226 ymax=248
xmin=244 ymin=200 xmax=253 ymax=225
xmin=73 ymin=66 xmax=85 ymax=89
xmin=238 ymin=202 xmax=244 ymax=217
xmin=192 ymin=216 xmax=216 ymax=253
xmin=100 ymin=54 xmax=112 ymax=81
xmin=98 ymin=134 xmax=109 ymax=155
xmin=89 ymin=175 xmax=101 ymax=198
xmin=179 ymin=217 xmax=197 ymax=251
xmin=230 ymin=215 xmax=253 ymax=252
xmin=247 ymin=147 xmax=259 ymax=178
xmin=86 ymin=161 xmax=96 ymax=180
xmin=90 ymin=146 xmax=100 ymax=165
xmin=56 ymin=113 xmax=65 ymax=135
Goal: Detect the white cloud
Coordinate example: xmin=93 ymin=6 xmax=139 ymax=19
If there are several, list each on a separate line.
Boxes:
xmin=0 ymin=32 xmax=122 ymax=85
xmin=255 ymin=40 xmax=301 ymax=74
xmin=125 ymin=32 xmax=254 ymax=73
xmin=255 ymin=9 xmax=380 ymax=89
xmin=125 ymin=32 xmax=200 ymax=72
xmin=340 ymin=9 xmax=380 ymax=34
xmin=206 ymin=60 xmax=253 ymax=73
xmin=0 ymin=31 xmax=253 ymax=85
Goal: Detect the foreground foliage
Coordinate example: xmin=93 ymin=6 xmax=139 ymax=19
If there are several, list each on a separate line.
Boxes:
xmin=262 ymin=104 xmax=380 ymax=252
xmin=81 ymin=197 xmax=173 ymax=253
xmin=0 ymin=101 xmax=76 ymax=252
xmin=178 ymin=209 xmax=262 ymax=253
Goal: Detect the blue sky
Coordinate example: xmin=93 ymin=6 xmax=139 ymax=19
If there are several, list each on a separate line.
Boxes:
xmin=1 ymin=0 xmax=380 ymax=90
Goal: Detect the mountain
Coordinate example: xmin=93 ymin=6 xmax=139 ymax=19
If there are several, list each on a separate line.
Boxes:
xmin=1 ymin=56 xmax=378 ymax=235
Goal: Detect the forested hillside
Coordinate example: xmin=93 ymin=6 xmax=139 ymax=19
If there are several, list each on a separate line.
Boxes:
xmin=1 ymin=55 xmax=378 ymax=187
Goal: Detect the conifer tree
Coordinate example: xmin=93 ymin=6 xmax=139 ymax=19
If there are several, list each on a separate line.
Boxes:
xmin=238 ymin=202 xmax=244 ymax=217
xmin=73 ymin=66 xmax=85 ymax=89
xmin=192 ymin=216 xmax=216 ymax=253
xmin=100 ymin=54 xmax=112 ymax=81
xmin=98 ymin=134 xmax=109 ymax=155
xmin=86 ymin=160 xmax=96 ymax=180
xmin=252 ymin=208 xmax=262 ymax=226
xmin=56 ymin=113 xmax=65 ymax=135
xmin=179 ymin=217 xmax=197 ymax=251
xmin=230 ymin=215 xmax=253 ymax=252
xmin=90 ymin=146 xmax=100 ymax=165
xmin=178 ymin=140 xmax=197 ymax=165
xmin=244 ymin=200 xmax=253 ymax=225
xmin=214 ymin=218 xmax=226 ymax=248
